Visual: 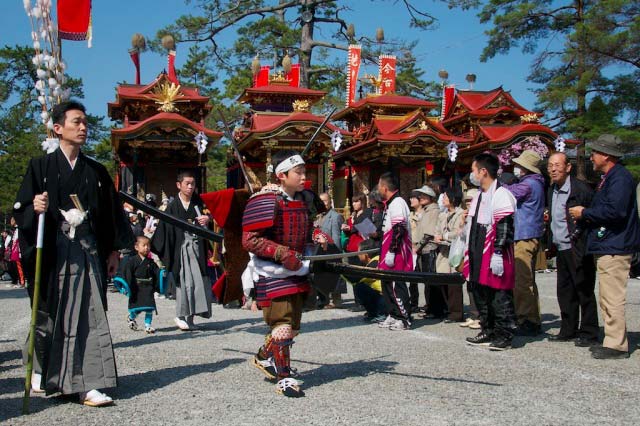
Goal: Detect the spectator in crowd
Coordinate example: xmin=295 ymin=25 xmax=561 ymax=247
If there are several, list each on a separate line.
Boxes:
xmin=354 ymin=239 xmax=386 ymax=323
xmin=569 ymin=134 xmax=640 ymax=359
xmin=377 ymin=172 xmax=414 ymax=330
xmin=314 ymin=192 xmax=345 ymax=309
xmin=411 ymin=185 xmax=442 ymax=318
xmin=8 ymin=217 xmax=25 ymax=288
xmin=409 ymin=188 xmax=426 ymax=312
xmin=368 ymin=190 xmax=384 ymax=242
xmin=1 ymin=229 xmax=10 ymax=284
xmin=459 ymin=189 xmax=481 ymax=329
xmin=342 ymin=193 xmax=373 ymax=258
xmin=503 ymin=150 xmax=546 ymax=336
xmin=434 ymin=187 xmax=466 ymax=322
xmin=463 ymin=153 xmax=517 ymax=351
xmin=546 ymin=152 xmax=599 ymax=346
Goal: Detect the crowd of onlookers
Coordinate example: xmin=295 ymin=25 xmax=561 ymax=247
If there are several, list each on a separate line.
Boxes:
xmin=310 ymin=134 xmax=640 ymax=358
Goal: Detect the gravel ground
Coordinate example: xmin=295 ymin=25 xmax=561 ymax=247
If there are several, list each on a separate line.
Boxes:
xmin=1 ymin=273 xmax=639 ymax=425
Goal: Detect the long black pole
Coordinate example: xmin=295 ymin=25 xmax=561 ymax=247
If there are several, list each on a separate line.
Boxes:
xmin=301 ymin=107 xmax=337 ymax=158
xmin=217 ymin=110 xmax=254 ymax=194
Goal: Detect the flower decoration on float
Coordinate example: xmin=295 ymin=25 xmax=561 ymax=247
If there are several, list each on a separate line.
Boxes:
xmin=497 ymin=135 xmax=549 ymax=167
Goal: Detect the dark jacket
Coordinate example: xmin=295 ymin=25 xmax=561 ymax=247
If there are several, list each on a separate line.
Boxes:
xmin=547 ymin=176 xmax=593 ymax=262
xmin=583 ymin=163 xmax=640 ymax=255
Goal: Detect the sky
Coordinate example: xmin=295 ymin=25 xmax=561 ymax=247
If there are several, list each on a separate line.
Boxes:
xmin=2 ymin=1 xmax=542 ymax=122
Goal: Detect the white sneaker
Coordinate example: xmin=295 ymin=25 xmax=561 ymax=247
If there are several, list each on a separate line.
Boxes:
xmin=79 ymin=389 xmax=114 ymax=407
xmin=31 ymin=373 xmax=44 ymax=393
xmin=459 ymin=318 xmax=475 ymax=328
xmin=469 ymin=319 xmax=482 ymax=329
xmin=389 ymin=318 xmax=410 ymax=331
xmin=174 ymin=317 xmax=190 ymax=331
xmin=377 ymin=315 xmax=394 ymax=328
xmin=145 ymin=325 xmax=156 ymax=334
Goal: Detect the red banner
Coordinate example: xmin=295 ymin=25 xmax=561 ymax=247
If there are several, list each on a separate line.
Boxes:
xmin=57 ymin=0 xmax=91 ymax=42
xmin=286 ymin=64 xmax=300 ymax=88
xmin=442 ymin=85 xmax=456 ymax=119
xmin=129 ymin=50 xmax=140 ymax=85
xmin=379 ymin=55 xmax=396 ymax=95
xmin=346 ymin=45 xmax=361 ymax=107
xmin=167 ymin=51 xmax=179 ymax=84
xmin=253 ymin=66 xmax=270 ymax=87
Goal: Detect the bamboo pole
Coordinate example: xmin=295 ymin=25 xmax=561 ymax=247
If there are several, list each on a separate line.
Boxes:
xmin=22 ymin=213 xmax=45 ymax=414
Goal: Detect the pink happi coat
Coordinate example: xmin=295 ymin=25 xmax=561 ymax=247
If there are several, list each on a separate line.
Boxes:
xmin=379 ymin=193 xmax=414 ymax=272
xmin=462 ymin=181 xmax=516 ymax=290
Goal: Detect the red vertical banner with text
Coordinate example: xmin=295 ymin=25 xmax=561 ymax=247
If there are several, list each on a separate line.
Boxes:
xmin=379 ymin=55 xmax=396 ymax=95
xmin=346 ymin=45 xmax=362 ymax=107
xmin=441 ymin=85 xmax=456 ymax=119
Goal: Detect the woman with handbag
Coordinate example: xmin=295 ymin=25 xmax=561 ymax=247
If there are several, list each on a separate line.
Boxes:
xmin=434 ymin=188 xmax=466 ymax=322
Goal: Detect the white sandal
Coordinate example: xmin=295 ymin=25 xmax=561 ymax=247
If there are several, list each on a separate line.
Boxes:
xmin=79 ymin=389 xmax=114 ymax=407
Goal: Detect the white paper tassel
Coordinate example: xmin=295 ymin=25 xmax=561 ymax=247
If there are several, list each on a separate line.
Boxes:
xmin=41 ymin=137 xmax=59 ymax=154
xmin=46 ymin=118 xmax=54 ymax=129
xmin=32 ymin=7 xmax=42 ymax=18
xmin=36 ymin=68 xmax=47 ymax=79
xmin=37 ymin=95 xmax=46 ymax=105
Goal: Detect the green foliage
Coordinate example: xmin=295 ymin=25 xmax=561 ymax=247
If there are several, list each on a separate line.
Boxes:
xmin=458 ymin=0 xmax=640 ymax=143
xmin=205 ymin=142 xmax=229 ymax=192
xmin=0 ymin=44 xmax=109 ymax=213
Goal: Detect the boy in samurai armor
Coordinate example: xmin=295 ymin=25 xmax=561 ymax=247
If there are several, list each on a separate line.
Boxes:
xmin=120 ymin=236 xmax=161 ymax=334
xmin=242 ymin=149 xmax=323 ymax=398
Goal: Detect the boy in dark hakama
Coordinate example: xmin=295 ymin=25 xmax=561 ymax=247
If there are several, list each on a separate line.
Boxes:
xmin=151 ymin=170 xmax=212 ymax=331
xmin=122 ymin=236 xmax=160 ymax=334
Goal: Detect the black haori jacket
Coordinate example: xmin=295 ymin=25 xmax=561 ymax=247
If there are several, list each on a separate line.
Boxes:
xmin=13 ymin=149 xmax=134 ymax=310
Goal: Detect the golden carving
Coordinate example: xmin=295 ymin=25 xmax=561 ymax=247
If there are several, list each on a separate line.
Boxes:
xmin=151 ymin=82 xmax=183 ymax=113
xmin=292 ymin=99 xmax=311 ymax=112
xmin=520 ymin=113 xmax=539 ymax=123
xmin=269 ymin=71 xmax=291 ymax=85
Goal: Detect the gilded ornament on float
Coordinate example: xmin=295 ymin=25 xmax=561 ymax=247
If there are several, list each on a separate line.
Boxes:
xmin=268 ymin=71 xmax=291 ymax=85
xmin=151 ymin=81 xmax=183 ymax=113
xmin=292 ymin=99 xmax=311 ymax=112
xmin=419 ymin=120 xmax=429 ymax=130
xmin=520 ymin=113 xmax=539 ymax=123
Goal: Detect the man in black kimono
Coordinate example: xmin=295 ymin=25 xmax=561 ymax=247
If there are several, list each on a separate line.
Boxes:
xmin=13 ymin=100 xmax=134 ymax=406
xmin=152 ymin=170 xmax=212 ymax=330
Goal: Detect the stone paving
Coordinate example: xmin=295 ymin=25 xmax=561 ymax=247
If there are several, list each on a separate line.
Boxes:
xmin=1 ymin=273 xmax=639 ymax=425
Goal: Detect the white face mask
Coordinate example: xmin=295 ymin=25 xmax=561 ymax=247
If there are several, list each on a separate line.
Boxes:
xmin=437 ymin=194 xmax=446 ymax=211
xmin=469 ymin=172 xmax=480 ymax=187
xmin=513 ymin=166 xmax=523 ymax=178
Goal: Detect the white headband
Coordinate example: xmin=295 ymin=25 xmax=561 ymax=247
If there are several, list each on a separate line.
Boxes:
xmin=275 ymin=155 xmax=305 ymax=174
